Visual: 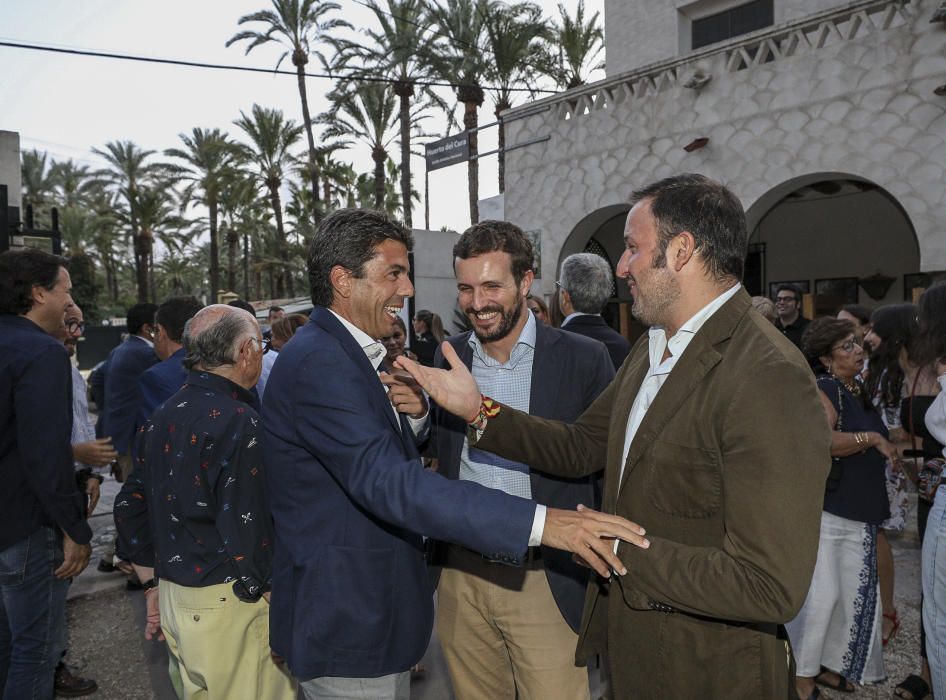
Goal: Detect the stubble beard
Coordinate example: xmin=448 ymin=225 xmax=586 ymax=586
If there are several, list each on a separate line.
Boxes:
xmin=630 ymin=259 xmax=680 ymax=328
xmin=469 ymin=299 xmax=525 ymax=344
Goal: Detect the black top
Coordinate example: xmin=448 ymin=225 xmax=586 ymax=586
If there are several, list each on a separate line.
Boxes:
xmin=901 ymin=395 xmax=945 ymax=459
xmin=412 ymin=331 xmax=438 ymax=367
xmin=819 ymin=375 xmax=890 ymax=525
xmin=561 ymin=314 xmax=631 ymax=370
xmin=115 ymin=371 xmax=272 ymax=601
xmin=775 ymin=315 xmax=810 ymax=349
xmin=0 ymin=315 xmax=91 ymax=550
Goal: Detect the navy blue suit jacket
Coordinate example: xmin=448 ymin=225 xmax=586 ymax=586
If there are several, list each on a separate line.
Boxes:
xmin=103 ymin=336 xmax=158 ymax=454
xmin=136 ymin=347 xmax=187 ymax=428
xmin=431 ymin=322 xmax=614 ymax=632
xmin=262 ymin=307 xmax=537 ymax=681
xmin=561 ymin=314 xmax=632 ymax=371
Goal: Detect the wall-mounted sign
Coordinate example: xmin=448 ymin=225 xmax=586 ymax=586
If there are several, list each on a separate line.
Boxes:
xmin=425 ymin=133 xmax=470 ymax=171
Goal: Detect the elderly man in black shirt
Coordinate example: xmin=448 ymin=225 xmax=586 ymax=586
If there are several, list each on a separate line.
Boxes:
xmin=115 ymin=304 xmax=295 ymax=700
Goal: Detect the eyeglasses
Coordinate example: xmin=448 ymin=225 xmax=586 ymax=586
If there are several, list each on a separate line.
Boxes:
xmin=554 ymin=281 xmax=566 ymax=291
xmin=832 ymin=338 xmax=863 ymax=353
xmin=65 ymin=320 xmax=85 ymax=334
xmin=774 ymin=296 xmax=798 ymax=304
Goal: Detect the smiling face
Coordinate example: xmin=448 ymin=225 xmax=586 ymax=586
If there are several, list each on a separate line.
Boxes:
xmin=30 ymin=266 xmax=75 ymax=334
xmin=615 ymin=200 xmax=680 ymax=328
xmin=62 ymin=306 xmax=84 ymax=357
xmin=380 ymin=323 xmax=407 ymax=362
xmin=455 ymin=250 xmax=533 ymax=345
xmin=338 ymin=239 xmax=414 ymax=340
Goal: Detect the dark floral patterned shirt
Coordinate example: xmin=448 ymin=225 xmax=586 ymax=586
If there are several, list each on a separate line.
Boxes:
xmin=115 ymin=370 xmax=272 ymax=601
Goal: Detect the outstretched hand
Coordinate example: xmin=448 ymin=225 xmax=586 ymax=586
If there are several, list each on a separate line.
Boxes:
xmin=542 ymin=505 xmax=650 ymax=579
xmin=394 ymin=342 xmax=481 ymax=423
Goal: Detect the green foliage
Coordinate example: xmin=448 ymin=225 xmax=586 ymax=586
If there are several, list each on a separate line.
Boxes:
xmin=66 ymin=252 xmax=101 ymax=321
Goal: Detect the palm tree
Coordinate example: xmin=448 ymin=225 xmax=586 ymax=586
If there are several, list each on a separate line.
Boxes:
xmin=426 ymin=0 xmax=492 ymax=223
xmin=341 ymin=0 xmax=452 ymax=227
xmin=20 ymin=149 xmax=57 ymax=228
xmin=91 ymin=140 xmax=165 ymax=301
xmin=218 ymin=170 xmax=264 ymax=295
xmin=544 ymin=0 xmax=604 ymax=90
xmin=227 ymin=0 xmax=350 ymax=223
xmin=354 ymin=159 xmax=419 ymax=217
xmin=317 ymin=82 xmax=402 ymax=210
xmin=315 ymin=147 xmax=358 ymax=209
xmin=50 ymin=160 xmax=95 ymax=209
xmin=483 ymin=1 xmax=549 ymax=192
xmin=233 ymin=104 xmax=304 ymax=298
xmin=165 ymin=128 xmax=236 ymax=303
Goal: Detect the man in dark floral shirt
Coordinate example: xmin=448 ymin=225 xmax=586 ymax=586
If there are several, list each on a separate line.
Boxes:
xmin=115 ymin=304 xmax=295 ymax=699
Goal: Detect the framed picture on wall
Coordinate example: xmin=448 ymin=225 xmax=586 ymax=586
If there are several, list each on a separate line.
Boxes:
xmin=768 ymin=280 xmax=810 ymax=299
xmin=524 ymin=230 xmax=542 ymax=279
xmin=815 ymin=277 xmax=859 ymax=305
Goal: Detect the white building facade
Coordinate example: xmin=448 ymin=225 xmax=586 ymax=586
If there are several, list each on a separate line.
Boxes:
xmin=501 ymin=0 xmax=946 ymax=315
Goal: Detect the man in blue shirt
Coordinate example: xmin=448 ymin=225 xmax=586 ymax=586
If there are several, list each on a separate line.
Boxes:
xmin=0 ymin=248 xmax=92 ymax=698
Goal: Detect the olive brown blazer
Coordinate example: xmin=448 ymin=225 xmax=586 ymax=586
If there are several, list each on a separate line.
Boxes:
xmin=475 ymin=289 xmax=831 ymax=699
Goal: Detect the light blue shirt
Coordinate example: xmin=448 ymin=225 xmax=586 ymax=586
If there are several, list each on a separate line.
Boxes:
xmin=70 ymin=364 xmax=96 ymax=471
xmin=460 ymin=311 xmax=537 ymax=500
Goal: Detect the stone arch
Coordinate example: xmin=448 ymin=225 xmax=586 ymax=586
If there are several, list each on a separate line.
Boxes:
xmin=744 ymin=172 xmax=920 ymax=308
xmin=557 ymin=203 xmax=631 ymax=302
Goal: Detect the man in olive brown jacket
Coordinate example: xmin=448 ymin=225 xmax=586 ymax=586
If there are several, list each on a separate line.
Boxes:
xmin=398 ymin=174 xmax=831 ymax=699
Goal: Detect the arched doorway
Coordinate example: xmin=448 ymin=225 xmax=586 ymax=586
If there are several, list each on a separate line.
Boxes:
xmin=745 ymin=173 xmax=920 ymax=314
xmin=557 ymin=204 xmax=644 ymax=341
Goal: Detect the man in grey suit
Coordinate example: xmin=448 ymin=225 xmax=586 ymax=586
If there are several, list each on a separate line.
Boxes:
xmin=558 ymin=253 xmax=631 ymax=371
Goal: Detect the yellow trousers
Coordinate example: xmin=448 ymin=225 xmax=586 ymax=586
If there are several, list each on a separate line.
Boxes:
xmin=159 ymin=580 xmax=296 ymax=700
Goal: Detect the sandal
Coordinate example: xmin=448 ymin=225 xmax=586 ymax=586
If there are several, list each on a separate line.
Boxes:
xmin=883 ymin=610 xmax=901 ymax=647
xmin=815 ymin=667 xmax=855 ymax=693
xmin=798 ymin=688 xmax=821 ymax=700
xmin=893 ymin=674 xmax=931 ymax=700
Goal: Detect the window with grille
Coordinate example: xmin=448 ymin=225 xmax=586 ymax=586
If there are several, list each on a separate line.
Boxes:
xmin=691 ymin=0 xmax=774 ymax=49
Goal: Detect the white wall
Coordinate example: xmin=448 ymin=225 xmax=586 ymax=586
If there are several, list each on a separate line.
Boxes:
xmin=0 ymin=131 xmax=21 ymax=213
xmin=411 ymin=228 xmax=463 ymax=336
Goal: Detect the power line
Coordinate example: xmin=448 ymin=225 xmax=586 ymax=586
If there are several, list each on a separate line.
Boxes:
xmin=0 ymin=39 xmax=557 ymax=94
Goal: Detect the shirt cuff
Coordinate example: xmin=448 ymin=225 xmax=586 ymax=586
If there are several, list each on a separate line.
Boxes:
xmin=528 ymin=504 xmax=546 ymax=547
xmin=406 ymin=410 xmax=429 ymax=436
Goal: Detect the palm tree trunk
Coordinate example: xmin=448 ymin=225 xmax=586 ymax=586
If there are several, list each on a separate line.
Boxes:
xmin=134 ymin=234 xmax=149 ymax=302
xmin=294 ymin=57 xmax=322 ymax=225
xmin=457 ymin=86 xmax=484 ymax=224
xmin=209 ymin=199 xmax=219 ymax=302
xmin=224 ymin=221 xmax=237 ymax=292
xmin=242 ymin=231 xmax=250 ymax=300
xmin=323 ymin=180 xmax=332 ymax=209
xmin=372 ymin=147 xmax=387 ymax=211
xmin=267 ymin=184 xmax=288 ymax=299
xmin=495 ymin=102 xmax=510 ymax=193
xmin=148 ymin=248 xmax=156 ymax=303
xmin=394 ymin=81 xmax=414 ymax=227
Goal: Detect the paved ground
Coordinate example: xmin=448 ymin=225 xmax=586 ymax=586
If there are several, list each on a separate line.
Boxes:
xmin=63 ymin=478 xmax=929 ymax=699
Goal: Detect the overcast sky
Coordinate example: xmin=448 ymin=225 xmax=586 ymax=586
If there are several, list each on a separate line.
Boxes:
xmin=0 ymin=0 xmax=605 ymax=242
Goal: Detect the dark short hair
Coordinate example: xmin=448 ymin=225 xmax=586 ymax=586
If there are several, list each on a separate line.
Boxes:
xmin=775 ymin=284 xmax=802 ymax=302
xmin=0 ymin=248 xmax=68 ymax=315
xmin=560 ymin=253 xmax=613 ymax=314
xmin=801 ymin=317 xmax=856 ymax=369
xmin=453 ymin=220 xmax=534 ymax=285
xmin=911 ymin=281 xmax=946 ymax=368
xmin=228 ymin=299 xmax=257 ymax=315
xmin=156 ymin=296 xmax=203 ymax=344
xmin=629 ymin=174 xmax=747 ymax=281
xmin=127 ymin=303 xmax=158 ymax=335
xmin=268 ymin=305 xmax=284 ymax=316
xmin=307 ymin=208 xmax=413 ymax=307
xmin=840 ymin=304 xmax=871 ymax=326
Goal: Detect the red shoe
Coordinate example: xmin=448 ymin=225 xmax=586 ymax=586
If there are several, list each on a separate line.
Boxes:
xmin=883 ymin=610 xmax=900 ymax=647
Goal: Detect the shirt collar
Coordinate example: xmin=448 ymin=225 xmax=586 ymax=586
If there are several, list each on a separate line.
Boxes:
xmin=562 ymin=311 xmax=596 ymax=326
xmin=185 ymin=370 xmax=256 ymax=405
xmin=648 ymin=283 xmax=741 ymax=373
xmin=467 ymin=305 xmax=537 ymax=365
xmin=131 ymin=333 xmax=154 ymax=349
xmin=327 ymin=309 xmax=387 ymax=372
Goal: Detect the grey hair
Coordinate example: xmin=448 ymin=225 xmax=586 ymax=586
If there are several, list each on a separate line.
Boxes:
xmin=182 ymin=312 xmax=255 ymax=371
xmin=559 ymin=253 xmax=614 ymax=314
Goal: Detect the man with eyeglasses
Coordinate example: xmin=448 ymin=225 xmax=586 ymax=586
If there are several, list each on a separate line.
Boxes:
xmin=774 ymin=283 xmax=811 ymax=349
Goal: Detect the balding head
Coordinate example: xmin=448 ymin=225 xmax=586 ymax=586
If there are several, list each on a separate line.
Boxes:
xmin=182 ymin=304 xmax=262 ymax=388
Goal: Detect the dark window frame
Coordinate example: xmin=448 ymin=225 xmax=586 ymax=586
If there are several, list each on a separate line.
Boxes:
xmin=691 ymin=0 xmax=774 ymax=50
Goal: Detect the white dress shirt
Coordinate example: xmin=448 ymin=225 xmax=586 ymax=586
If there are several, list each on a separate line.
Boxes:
xmin=328 ymin=309 xmax=427 ymax=435
xmin=926 ymin=373 xmax=946 ymax=457
xmin=615 ymin=284 xmax=741 ymax=550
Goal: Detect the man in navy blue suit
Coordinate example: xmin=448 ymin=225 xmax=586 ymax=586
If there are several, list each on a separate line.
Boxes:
xmin=558 ymin=253 xmax=632 ymax=371
xmin=102 ymin=303 xmax=158 ymax=481
xmin=136 ymin=296 xmax=202 ymax=427
xmin=431 ymin=223 xmax=615 ymax=700
xmin=262 ymin=209 xmax=648 ymax=700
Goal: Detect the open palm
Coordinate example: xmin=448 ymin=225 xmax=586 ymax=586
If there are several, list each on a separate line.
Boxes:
xmin=394 ymin=343 xmax=481 ymax=423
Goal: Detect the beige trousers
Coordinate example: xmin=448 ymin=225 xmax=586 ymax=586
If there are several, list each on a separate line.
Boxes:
xmin=437 ymin=547 xmax=590 ymax=700
xmin=159 ymin=581 xmax=296 ymax=700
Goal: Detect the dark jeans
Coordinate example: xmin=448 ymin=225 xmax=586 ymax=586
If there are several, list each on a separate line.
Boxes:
xmin=0 ymin=526 xmax=68 ymax=699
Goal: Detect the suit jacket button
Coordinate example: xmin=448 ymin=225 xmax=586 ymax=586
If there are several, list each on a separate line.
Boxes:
xmin=193 ymin=614 xmax=200 ymax=622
